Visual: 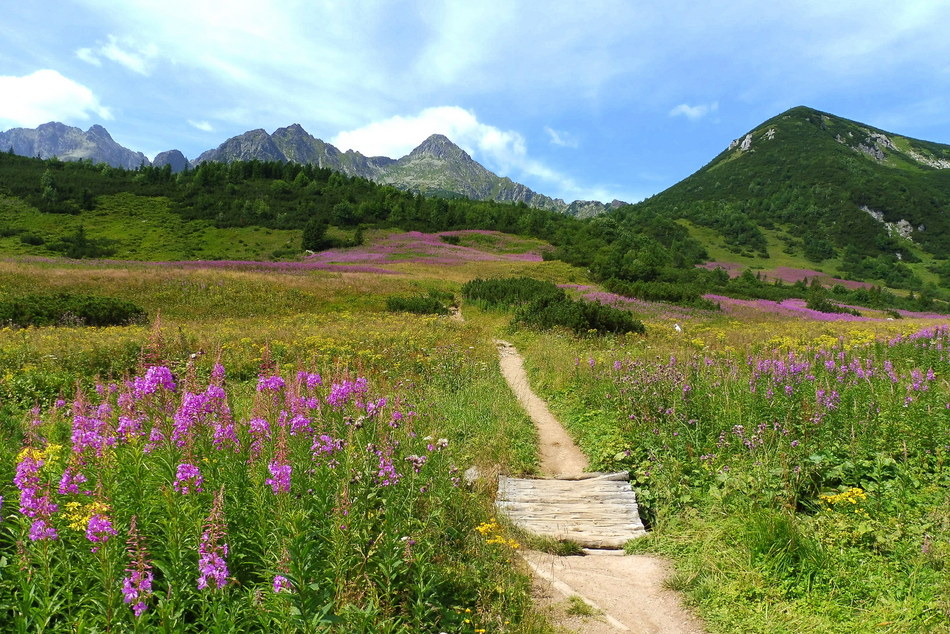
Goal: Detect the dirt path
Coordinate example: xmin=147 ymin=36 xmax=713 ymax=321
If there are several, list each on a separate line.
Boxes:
xmin=495 ymin=340 xmax=588 ymax=478
xmin=494 ymin=339 xmax=705 ymax=634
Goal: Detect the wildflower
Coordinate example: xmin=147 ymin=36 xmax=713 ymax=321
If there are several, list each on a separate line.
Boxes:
xmin=265 ymin=462 xmax=292 ymax=494
xmin=405 ymin=454 xmax=427 ymax=473
xmin=29 ymin=519 xmax=58 ymax=541
xmin=123 ymin=516 xmax=153 ymax=617
xmin=256 ymin=375 xmax=285 ymax=392
xmin=173 ymin=463 xmax=203 ymax=495
xmin=132 ymin=366 xmax=177 ymax=399
xmin=197 ymin=489 xmax=229 ymax=590
xmin=212 ymin=421 xmax=240 ymax=451
xmin=58 ymin=467 xmax=88 ymax=495
xmin=272 ymin=574 xmax=291 ymax=593
xmin=86 ymin=513 xmax=118 ymax=551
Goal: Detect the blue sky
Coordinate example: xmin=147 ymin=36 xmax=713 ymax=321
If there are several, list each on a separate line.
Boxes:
xmin=2 ymin=1 xmax=949 ymax=204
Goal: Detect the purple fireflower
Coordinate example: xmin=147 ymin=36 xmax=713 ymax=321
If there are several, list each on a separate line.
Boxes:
xmin=265 ymin=462 xmax=292 ymax=494
xmin=405 ymin=454 xmax=427 ymax=473
xmin=86 ymin=513 xmax=118 ymax=551
xmin=272 ymin=574 xmax=291 ymax=593
xmin=58 ymin=467 xmax=88 ymax=495
xmin=15 ymin=452 xmax=59 ymax=522
xmin=132 ymin=366 xmax=177 ymax=399
xmin=197 ymin=489 xmax=229 ymax=590
xmin=325 ymin=377 xmax=368 ymax=408
xmin=212 ymin=421 xmax=240 ymax=452
xmin=173 ymin=463 xmax=203 ymax=495
xmin=29 ymin=519 xmax=58 ymax=541
xmin=256 ymin=375 xmax=286 ymax=392
xmin=123 ymin=516 xmax=154 ymax=617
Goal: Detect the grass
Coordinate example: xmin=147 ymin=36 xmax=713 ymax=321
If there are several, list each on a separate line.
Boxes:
xmin=517 ymin=318 xmax=950 ymax=632
xmin=0 ymin=193 xmax=301 ymax=261
xmin=2 ymin=226 xmax=949 ymax=631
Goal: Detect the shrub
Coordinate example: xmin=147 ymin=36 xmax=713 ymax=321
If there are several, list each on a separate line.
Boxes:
xmin=385 ymin=292 xmax=450 ymax=315
xmin=515 ymin=295 xmax=645 ymax=335
xmin=461 ymin=276 xmax=564 ymax=308
xmin=0 ymin=293 xmax=148 ymax=327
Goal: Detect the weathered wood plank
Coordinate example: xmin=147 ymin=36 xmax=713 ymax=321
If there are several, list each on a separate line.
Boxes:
xmin=495 ymin=475 xmax=648 ymax=548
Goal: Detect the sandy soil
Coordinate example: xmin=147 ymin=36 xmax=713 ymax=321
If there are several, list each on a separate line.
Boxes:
xmin=494 ymin=339 xmax=706 ymax=633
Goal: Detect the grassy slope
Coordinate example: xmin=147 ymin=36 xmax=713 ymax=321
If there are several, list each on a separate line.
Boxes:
xmin=0 ymin=193 xmax=301 ymax=261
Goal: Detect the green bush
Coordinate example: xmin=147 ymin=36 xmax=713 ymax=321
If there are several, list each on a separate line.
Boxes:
xmin=461 ymin=276 xmax=564 ymax=308
xmin=385 ymin=292 xmax=450 ymax=315
xmin=0 ymin=293 xmax=148 ymax=327
xmin=515 ymin=295 xmax=645 ymax=335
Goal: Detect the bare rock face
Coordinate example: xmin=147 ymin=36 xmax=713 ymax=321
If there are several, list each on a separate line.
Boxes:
xmin=0 ymin=122 xmax=149 ymax=169
xmin=153 ymin=149 xmax=188 ymax=173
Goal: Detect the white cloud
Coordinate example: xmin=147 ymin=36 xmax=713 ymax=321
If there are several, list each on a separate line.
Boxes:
xmin=331 ymin=106 xmax=525 ymax=163
xmin=544 ymin=126 xmax=579 ymax=148
xmin=75 ymin=48 xmax=101 ymax=66
xmin=0 ymin=69 xmax=112 ymax=127
xmin=331 ymin=106 xmax=626 ymax=203
xmin=188 ymin=119 xmax=214 ymax=132
xmin=669 ymin=102 xmax=719 ymax=120
xmin=75 ymin=35 xmax=158 ymax=75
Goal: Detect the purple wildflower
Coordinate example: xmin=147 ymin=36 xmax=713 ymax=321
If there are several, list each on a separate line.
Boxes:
xmin=29 ymin=519 xmax=58 ymax=541
xmin=273 ymin=574 xmax=291 ymax=593
xmin=256 ymin=375 xmax=286 ymax=392
xmin=173 ymin=463 xmax=203 ymax=495
xmin=58 ymin=467 xmax=88 ymax=495
xmin=132 ymin=366 xmax=177 ymax=399
xmin=197 ymin=489 xmax=229 ymax=590
xmin=86 ymin=513 xmax=118 ymax=551
xmin=123 ymin=516 xmax=153 ymax=617
xmin=265 ymin=462 xmax=292 ymax=494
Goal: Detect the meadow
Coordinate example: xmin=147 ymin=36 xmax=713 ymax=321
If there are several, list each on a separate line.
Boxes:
xmin=1 ymin=229 xmax=948 ymax=632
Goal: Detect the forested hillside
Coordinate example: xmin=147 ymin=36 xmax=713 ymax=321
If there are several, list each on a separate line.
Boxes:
xmin=633 ymin=106 xmax=950 ymax=289
xmin=1 ymin=144 xmax=947 ymax=314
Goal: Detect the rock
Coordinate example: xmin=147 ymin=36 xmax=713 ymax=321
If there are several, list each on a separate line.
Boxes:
xmin=153 ymin=149 xmax=188 ymax=173
xmin=0 ymin=121 xmax=150 ymax=169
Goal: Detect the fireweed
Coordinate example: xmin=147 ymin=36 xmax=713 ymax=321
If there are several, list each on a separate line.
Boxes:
xmin=2 ymin=363 xmax=486 ymax=631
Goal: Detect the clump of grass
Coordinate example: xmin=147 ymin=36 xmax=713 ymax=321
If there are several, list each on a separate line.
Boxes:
xmin=0 ymin=292 xmax=147 ymax=327
xmin=386 ymin=290 xmax=452 ymax=315
xmin=564 ymin=595 xmax=600 ymax=617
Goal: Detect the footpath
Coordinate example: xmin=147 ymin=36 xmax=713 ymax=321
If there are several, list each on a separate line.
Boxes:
xmin=494 ymin=339 xmax=705 ymax=634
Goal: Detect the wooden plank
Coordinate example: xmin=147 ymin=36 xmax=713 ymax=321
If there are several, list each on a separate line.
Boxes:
xmin=495 ymin=475 xmax=649 ymax=548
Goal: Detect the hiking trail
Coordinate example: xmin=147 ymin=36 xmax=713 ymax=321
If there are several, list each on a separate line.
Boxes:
xmin=493 ymin=339 xmax=705 ymax=634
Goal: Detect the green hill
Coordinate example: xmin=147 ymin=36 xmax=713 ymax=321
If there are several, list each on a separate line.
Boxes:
xmin=630 ymin=106 xmax=950 ymax=288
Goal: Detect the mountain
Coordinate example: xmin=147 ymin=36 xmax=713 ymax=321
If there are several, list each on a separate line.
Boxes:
xmin=153 ymin=149 xmax=188 ymax=173
xmin=0 ymin=121 xmax=623 ymax=214
xmin=194 ymin=126 xmax=622 ymax=215
xmin=632 ymin=106 xmax=950 ymax=268
xmin=0 ymin=122 xmax=150 ymax=169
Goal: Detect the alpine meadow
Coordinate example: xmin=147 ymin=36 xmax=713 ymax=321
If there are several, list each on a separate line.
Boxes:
xmin=1 ymin=72 xmax=950 ymax=634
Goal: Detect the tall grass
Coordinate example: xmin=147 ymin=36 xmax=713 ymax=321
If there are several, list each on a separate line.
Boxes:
xmin=519 ymin=322 xmax=950 ymax=631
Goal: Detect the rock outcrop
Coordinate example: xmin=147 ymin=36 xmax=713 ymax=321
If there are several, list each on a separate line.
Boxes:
xmin=152 ymin=149 xmax=188 ymax=173
xmin=0 ymin=122 xmax=150 ymax=169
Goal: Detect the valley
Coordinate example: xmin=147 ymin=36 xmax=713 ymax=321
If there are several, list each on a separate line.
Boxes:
xmin=0 ymin=105 xmax=948 ymax=631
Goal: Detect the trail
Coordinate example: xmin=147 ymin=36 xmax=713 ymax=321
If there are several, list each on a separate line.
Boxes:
xmin=494 ymin=339 xmax=705 ymax=634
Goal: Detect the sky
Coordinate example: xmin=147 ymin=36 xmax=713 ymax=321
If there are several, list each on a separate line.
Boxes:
xmin=2 ymin=1 xmax=950 ymax=204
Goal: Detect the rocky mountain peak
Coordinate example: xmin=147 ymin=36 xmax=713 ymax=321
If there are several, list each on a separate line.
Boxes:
xmin=87 ymin=124 xmax=113 ymax=141
xmin=408 ymin=134 xmax=472 ymax=162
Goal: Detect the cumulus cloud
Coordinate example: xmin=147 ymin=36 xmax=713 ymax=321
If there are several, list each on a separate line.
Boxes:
xmin=75 ymin=35 xmax=158 ymax=75
xmin=669 ymin=101 xmax=719 ymax=120
xmin=0 ymin=69 xmax=112 ymax=127
xmin=331 ymin=106 xmax=629 ymax=203
xmin=188 ymin=119 xmax=215 ymax=132
xmin=331 ymin=106 xmax=526 ymax=163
